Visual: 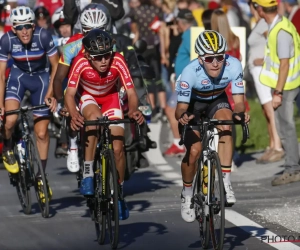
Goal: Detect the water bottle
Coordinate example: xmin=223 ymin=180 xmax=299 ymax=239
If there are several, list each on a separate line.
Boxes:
xmin=202 ymin=161 xmax=208 ymax=195
xmin=16 ymin=139 xmax=25 ymax=164
xmin=138 ymin=94 xmax=152 ymax=124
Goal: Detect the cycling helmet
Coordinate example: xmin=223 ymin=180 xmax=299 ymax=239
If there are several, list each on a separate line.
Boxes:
xmin=10 ymin=6 xmax=35 ymax=24
xmin=195 ymin=30 xmax=227 ymax=56
xmin=51 ymin=7 xmax=71 ymax=29
xmin=34 ymin=6 xmax=50 ymax=20
xmin=82 ymin=29 xmax=115 ymax=55
xmin=80 ymin=3 xmax=112 ymax=32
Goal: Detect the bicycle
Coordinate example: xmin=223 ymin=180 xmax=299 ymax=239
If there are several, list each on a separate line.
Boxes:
xmin=82 ymin=116 xmax=142 ymax=249
xmin=179 ymin=117 xmax=249 ymax=250
xmin=2 ymin=104 xmax=51 ymax=218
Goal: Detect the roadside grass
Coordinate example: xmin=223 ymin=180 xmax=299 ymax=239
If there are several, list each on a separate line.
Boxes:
xmin=235 ymin=98 xmax=300 ymax=154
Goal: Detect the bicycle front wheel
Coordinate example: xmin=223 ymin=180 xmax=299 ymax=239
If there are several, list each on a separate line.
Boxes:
xmin=208 ymin=151 xmax=225 ymax=250
xmin=104 ymin=149 xmax=119 ymax=249
xmin=14 ymin=144 xmax=32 ymax=214
xmin=27 ymin=134 xmax=49 ymax=218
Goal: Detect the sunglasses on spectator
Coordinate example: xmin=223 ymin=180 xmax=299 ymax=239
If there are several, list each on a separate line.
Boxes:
xmin=201 ymin=54 xmax=225 ymax=64
xmin=13 ymin=24 xmax=33 ymax=31
xmin=90 ymin=52 xmax=112 ymax=61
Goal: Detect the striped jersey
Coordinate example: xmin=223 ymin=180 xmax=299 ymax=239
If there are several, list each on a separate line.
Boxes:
xmin=67 ymin=52 xmax=134 ymax=96
xmin=0 ymin=27 xmax=57 ymax=73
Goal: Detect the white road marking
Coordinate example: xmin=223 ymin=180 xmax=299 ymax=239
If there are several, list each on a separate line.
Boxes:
xmin=226 ymin=210 xmax=300 ymax=250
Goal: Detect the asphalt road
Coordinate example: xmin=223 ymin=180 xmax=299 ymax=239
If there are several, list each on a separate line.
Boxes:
xmin=0 ymin=121 xmax=300 ymax=250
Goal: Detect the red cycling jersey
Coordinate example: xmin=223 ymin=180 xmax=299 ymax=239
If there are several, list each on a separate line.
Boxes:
xmin=67 ymin=52 xmax=134 ymax=120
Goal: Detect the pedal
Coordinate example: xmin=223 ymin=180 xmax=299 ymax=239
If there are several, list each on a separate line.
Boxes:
xmin=194 ymin=193 xmax=205 ymax=206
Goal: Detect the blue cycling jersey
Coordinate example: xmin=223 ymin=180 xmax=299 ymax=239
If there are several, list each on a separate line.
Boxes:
xmin=0 ymin=27 xmax=57 ymax=73
xmin=176 ymin=55 xmax=244 ymax=103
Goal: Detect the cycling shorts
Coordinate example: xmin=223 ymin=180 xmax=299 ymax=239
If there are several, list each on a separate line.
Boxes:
xmin=5 ymin=65 xmax=50 ymax=117
xmin=78 ymin=92 xmax=124 ymax=128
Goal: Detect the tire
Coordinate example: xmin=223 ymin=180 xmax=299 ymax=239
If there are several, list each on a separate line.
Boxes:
xmin=104 ymin=149 xmax=119 ymax=249
xmin=197 ymin=158 xmax=210 ymax=249
xmin=208 ymin=151 xmax=225 ymax=250
xmin=27 ymin=134 xmax=49 ymax=218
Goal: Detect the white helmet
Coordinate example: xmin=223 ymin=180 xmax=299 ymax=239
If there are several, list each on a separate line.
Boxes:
xmin=80 ymin=3 xmax=112 ymax=32
xmin=10 ymin=6 xmax=35 ymax=24
xmin=52 ymin=7 xmax=70 ymax=29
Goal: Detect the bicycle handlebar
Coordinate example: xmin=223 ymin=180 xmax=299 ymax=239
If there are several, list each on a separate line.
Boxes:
xmin=4 ymin=104 xmax=49 ymax=116
xmin=179 ymin=119 xmax=250 ymax=146
xmin=84 ymin=117 xmax=144 ymax=146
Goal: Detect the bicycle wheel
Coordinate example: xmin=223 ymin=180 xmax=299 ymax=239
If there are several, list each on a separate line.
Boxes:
xmin=27 ymin=134 xmax=49 ymax=218
xmin=14 ymin=145 xmax=32 ymax=215
xmin=196 ymin=158 xmax=210 ymax=249
xmin=208 ymin=151 xmax=225 ymax=250
xmin=104 ymin=149 xmax=119 ymax=249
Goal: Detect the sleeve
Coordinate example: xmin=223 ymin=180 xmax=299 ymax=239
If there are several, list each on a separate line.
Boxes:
xmin=230 ymin=59 xmax=245 ymax=95
xmin=277 ymin=30 xmax=294 ymax=59
xmin=59 ymin=39 xmax=82 ymax=66
xmin=176 ymin=66 xmax=194 ymax=103
xmin=114 ymin=54 xmax=134 ymax=90
xmin=40 ymin=29 xmax=57 ymax=57
xmin=0 ymin=33 xmax=10 ymax=62
xmin=67 ymin=57 xmax=89 ymax=89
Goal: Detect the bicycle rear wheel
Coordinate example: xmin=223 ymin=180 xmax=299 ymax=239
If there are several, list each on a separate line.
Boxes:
xmin=196 ymin=158 xmax=210 ymax=249
xmin=208 ymin=151 xmax=225 ymax=250
xmin=27 ymin=134 xmax=49 ymax=218
xmin=14 ymin=144 xmax=32 ymax=214
xmin=104 ymin=149 xmax=119 ymax=249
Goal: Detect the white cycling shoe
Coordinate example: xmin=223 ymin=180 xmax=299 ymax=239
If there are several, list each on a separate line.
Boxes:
xmin=67 ymin=149 xmax=80 ymax=173
xmin=224 ymin=183 xmax=236 ymax=204
xmin=181 ymin=194 xmax=196 ymax=223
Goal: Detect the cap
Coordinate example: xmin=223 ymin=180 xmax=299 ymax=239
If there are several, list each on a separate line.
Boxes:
xmin=281 ymin=0 xmax=298 ymax=4
xmin=177 ymin=9 xmax=194 ymax=21
xmin=252 ymin=0 xmax=278 ymax=7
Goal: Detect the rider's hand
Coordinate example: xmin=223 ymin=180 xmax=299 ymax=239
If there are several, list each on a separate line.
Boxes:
xmin=129 ymin=110 xmax=144 ymax=125
xmin=59 ymin=107 xmax=69 ymax=117
xmin=45 ymin=97 xmax=57 ymax=113
xmin=232 ymin=112 xmax=250 ymax=124
xmin=178 ymin=112 xmax=194 ymax=125
xmin=70 ymin=111 xmax=84 ymax=131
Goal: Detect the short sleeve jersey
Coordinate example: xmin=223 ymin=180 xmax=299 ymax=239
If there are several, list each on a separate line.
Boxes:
xmin=67 ymin=52 xmax=134 ymax=96
xmin=59 ymin=33 xmax=84 ymax=66
xmin=176 ymin=55 xmax=244 ymax=103
xmin=0 ymin=27 xmax=57 ymax=73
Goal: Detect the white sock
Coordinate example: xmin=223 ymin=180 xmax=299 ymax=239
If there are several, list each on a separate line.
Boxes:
xmin=182 ymin=186 xmax=193 ymax=197
xmin=222 ymin=172 xmax=231 ymax=184
xmin=83 ymin=161 xmax=94 ymax=178
xmin=174 ymin=138 xmax=184 ymax=149
xmin=69 ymin=136 xmax=78 ymax=150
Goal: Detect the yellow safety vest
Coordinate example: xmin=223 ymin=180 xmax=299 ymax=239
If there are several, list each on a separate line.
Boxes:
xmin=260 ymin=16 xmax=300 ymax=90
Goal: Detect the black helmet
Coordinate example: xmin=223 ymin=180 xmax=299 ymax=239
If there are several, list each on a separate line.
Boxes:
xmin=83 ymin=29 xmax=115 ymax=55
xmin=34 ymin=6 xmax=50 ymax=20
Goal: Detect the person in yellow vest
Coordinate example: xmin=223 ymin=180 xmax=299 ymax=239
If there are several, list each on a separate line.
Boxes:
xmin=253 ymin=0 xmax=300 ymax=186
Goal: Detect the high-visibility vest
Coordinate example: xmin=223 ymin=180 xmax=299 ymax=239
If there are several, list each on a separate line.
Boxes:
xmin=260 ymin=16 xmax=300 ymax=90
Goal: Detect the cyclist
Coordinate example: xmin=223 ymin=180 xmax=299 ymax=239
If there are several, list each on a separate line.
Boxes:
xmin=65 ymin=29 xmax=144 ymax=220
xmin=175 ymin=31 xmax=250 ymax=222
xmin=53 ymin=3 xmax=112 ymax=172
xmin=0 ymin=6 xmax=58 ymax=200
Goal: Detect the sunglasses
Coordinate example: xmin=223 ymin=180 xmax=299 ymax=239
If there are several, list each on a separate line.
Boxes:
xmin=90 ymin=52 xmax=112 ymax=61
xmin=13 ymin=24 xmax=33 ymax=31
xmin=201 ymin=54 xmax=225 ymax=64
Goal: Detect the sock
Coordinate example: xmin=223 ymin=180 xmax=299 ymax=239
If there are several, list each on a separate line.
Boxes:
xmin=37 ymin=159 xmax=47 ymax=176
xmin=182 ymin=180 xmax=193 ymax=197
xmin=69 ymin=136 xmax=78 ymax=150
xmin=3 ymin=138 xmax=12 ymax=152
xmin=83 ymin=161 xmax=94 ymax=179
xmin=221 ymin=165 xmax=231 ymax=184
xmin=119 ymin=181 xmax=124 ymax=199
xmin=173 ymin=138 xmax=184 ymax=149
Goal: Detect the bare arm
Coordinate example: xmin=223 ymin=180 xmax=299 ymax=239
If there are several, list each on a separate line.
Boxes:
xmin=0 ymin=61 xmax=7 ymax=109
xmin=276 ymin=58 xmax=289 ymax=92
xmin=53 ymin=63 xmax=70 ymax=100
xmin=126 ymin=87 xmax=139 ymax=113
xmin=175 ymin=102 xmax=189 ymax=120
xmin=232 ymin=94 xmax=245 ymax=113
xmin=131 ymin=22 xmax=139 ymax=45
xmin=47 ymin=54 xmax=59 ymax=97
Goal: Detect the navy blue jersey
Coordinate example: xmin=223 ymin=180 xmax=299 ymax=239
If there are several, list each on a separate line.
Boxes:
xmin=0 ymin=27 xmax=57 ymax=73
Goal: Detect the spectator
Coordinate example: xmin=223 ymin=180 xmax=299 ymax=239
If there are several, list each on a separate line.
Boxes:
xmin=34 ymin=6 xmax=51 ymax=30
xmin=129 ymin=0 xmax=167 ymax=121
xmin=220 ymin=0 xmax=240 ymax=27
xmin=253 ymin=0 xmax=300 ymax=186
xmin=282 ymin=0 xmax=300 ymax=38
xmin=163 ymin=8 xmax=195 ymax=156
xmin=248 ymin=0 xmax=284 ymax=164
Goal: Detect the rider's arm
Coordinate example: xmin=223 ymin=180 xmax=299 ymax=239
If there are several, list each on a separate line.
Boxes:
xmin=175 ymin=102 xmax=189 ymax=120
xmin=0 ymin=34 xmax=10 ymax=107
xmin=47 ymin=54 xmax=59 ymax=97
xmin=53 ymin=63 xmax=70 ymax=100
xmin=231 ymin=58 xmax=245 ymax=113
